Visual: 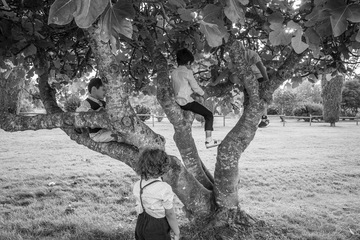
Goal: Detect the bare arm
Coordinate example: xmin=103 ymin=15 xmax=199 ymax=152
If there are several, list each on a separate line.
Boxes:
xmin=165 ymin=208 xmax=180 ymax=240
xmin=76 ymin=100 xmax=91 ymax=112
xmin=255 ymin=61 xmax=269 ymax=82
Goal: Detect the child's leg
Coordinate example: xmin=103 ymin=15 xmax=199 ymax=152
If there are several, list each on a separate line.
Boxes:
xmin=180 ymin=101 xmax=214 ymax=132
xmin=89 ymin=129 xmax=116 ymax=142
xmin=180 ymin=102 xmax=220 ymax=148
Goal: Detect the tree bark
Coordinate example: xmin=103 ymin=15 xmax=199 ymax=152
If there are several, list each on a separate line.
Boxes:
xmin=85 ymin=27 xmax=165 ymax=150
xmin=213 ymin=41 xmax=267 ymax=209
xmin=0 ymin=68 xmax=25 ymax=114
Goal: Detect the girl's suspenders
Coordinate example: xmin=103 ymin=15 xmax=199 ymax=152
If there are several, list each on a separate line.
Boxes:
xmin=140 ymin=179 xmax=160 ymax=213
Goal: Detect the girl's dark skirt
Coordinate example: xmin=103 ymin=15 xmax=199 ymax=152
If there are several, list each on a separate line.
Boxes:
xmin=135 ymin=212 xmax=171 ymax=240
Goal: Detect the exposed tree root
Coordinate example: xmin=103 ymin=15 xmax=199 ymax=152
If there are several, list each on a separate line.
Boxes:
xmin=180 ymin=207 xmax=288 ymax=240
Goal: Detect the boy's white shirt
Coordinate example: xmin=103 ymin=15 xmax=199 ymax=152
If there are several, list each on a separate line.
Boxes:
xmin=76 ymin=96 xmax=104 ymax=112
xmin=171 ymin=65 xmax=204 ymax=106
xmin=133 ymin=177 xmax=174 ymax=219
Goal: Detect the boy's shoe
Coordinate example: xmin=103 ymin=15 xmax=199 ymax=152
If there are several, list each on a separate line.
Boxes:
xmin=205 ymin=139 xmax=221 ymax=149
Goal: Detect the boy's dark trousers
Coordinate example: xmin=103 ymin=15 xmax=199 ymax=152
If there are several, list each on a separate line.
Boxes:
xmin=135 ymin=212 xmax=171 ymax=240
xmin=180 ymin=101 xmax=214 ymax=131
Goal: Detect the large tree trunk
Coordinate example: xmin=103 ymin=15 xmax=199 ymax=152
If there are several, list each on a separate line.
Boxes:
xmin=0 ymin=68 xmax=25 ymax=114
xmin=322 ymin=74 xmax=343 ymax=127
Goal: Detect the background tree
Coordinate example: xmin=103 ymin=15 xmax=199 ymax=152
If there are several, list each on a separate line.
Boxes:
xmin=272 ymin=88 xmax=299 ymax=115
xmin=296 ymin=81 xmax=322 ymax=104
xmin=322 ymin=74 xmax=344 ymax=126
xmin=341 ymin=77 xmax=360 ymax=116
xmin=2 ymin=0 xmax=360 ymax=238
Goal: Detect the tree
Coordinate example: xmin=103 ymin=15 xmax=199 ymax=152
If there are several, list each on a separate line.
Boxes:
xmin=322 ymin=74 xmax=344 ymax=126
xmin=342 ymin=78 xmax=360 ymax=116
xmin=295 ymin=81 xmax=322 ymax=104
xmin=272 ymin=88 xmax=299 ymax=115
xmin=2 ymin=0 xmax=360 ymax=238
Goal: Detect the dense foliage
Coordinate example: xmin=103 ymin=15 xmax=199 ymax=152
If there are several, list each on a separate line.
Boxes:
xmin=293 ymin=102 xmax=323 ymax=121
xmin=341 ymin=78 xmax=360 ymax=116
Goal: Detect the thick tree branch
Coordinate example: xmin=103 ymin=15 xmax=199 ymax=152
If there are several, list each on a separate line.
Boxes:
xmin=0 ymin=111 xmax=110 ymax=132
xmin=163 ymin=156 xmax=216 ymax=218
xmin=146 ymin=39 xmax=215 ymax=191
xmin=213 ymin=41 xmax=266 ymax=208
xmin=37 ymin=50 xmax=63 ymax=114
xmin=85 ymin=27 xmax=165 ymax=149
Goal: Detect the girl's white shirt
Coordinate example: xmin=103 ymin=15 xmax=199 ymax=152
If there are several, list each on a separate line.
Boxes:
xmin=133 ymin=177 xmax=174 ymax=218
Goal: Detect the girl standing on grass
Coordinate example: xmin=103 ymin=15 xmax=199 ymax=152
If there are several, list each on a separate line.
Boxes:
xmin=133 ymin=148 xmax=180 ymax=240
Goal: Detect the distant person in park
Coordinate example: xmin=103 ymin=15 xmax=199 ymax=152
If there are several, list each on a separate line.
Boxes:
xmin=258 ymin=115 xmax=270 ymax=128
xmin=171 ymin=48 xmax=220 ymax=148
xmin=210 ymin=41 xmax=270 ymax=127
xmin=133 ymin=148 xmax=180 ymax=240
xmin=76 ymin=77 xmax=123 ymax=143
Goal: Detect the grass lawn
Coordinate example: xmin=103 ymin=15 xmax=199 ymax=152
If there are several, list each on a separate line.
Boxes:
xmin=0 ymin=116 xmax=359 ymax=240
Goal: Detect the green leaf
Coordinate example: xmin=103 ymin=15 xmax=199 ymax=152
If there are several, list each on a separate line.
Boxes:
xmin=112 ymin=19 xmax=133 ymax=39
xmin=305 ymin=5 xmax=330 ymax=27
xmin=224 ymin=0 xmax=245 ymax=24
xmin=199 ymin=20 xmax=227 ymax=47
xmin=269 ymin=28 xmax=292 ymax=46
xmin=168 ymin=0 xmax=186 ymax=8
xmin=287 ymin=20 xmax=301 ymax=32
xmin=53 ymin=59 xmax=61 ymax=69
xmin=304 ymin=28 xmax=321 ymax=57
xmin=346 ymin=4 xmax=360 ymax=23
xmin=304 ymin=28 xmax=320 ymax=46
xmin=112 ymin=0 xmax=135 ymax=19
xmin=267 ymin=11 xmax=284 ymax=25
xmin=199 ymin=5 xmax=228 ymax=47
xmin=330 ymin=7 xmax=348 ymax=37
xmin=73 ymin=0 xmax=109 ymax=28
xmin=269 ymin=22 xmax=282 ymax=31
xmin=326 ymin=1 xmax=360 ymax=37
xmin=178 ymin=8 xmax=195 ymax=21
xmin=291 ymin=30 xmax=309 ymax=54
xmin=356 ymin=30 xmax=360 ymax=42
xmin=99 ymin=6 xmax=111 ymax=42
xmin=99 ymin=1 xmax=135 ymax=42
xmin=23 ymin=44 xmax=37 ymax=57
xmin=194 ymin=32 xmax=204 ymax=51
xmin=314 ymin=20 xmax=332 ymax=38
xmin=48 ymin=0 xmax=77 ymax=25
xmin=201 ymin=4 xmax=222 ymax=22
xmin=11 ymin=26 xmax=24 ymax=41
xmin=308 ymin=73 xmax=318 ymax=83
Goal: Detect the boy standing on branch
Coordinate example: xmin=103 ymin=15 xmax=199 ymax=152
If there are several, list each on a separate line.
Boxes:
xmin=211 ymin=42 xmax=270 ymax=127
xmin=171 ymin=48 xmax=220 ymax=148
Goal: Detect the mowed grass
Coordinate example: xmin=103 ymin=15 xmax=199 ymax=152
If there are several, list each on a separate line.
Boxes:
xmin=0 ymin=116 xmax=359 ymax=240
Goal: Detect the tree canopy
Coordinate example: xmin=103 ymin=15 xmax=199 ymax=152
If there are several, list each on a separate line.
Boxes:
xmin=1 ymin=0 xmax=360 ymax=238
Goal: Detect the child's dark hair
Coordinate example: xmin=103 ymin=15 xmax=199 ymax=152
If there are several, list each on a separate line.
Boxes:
xmin=136 ymin=148 xmax=170 ymax=180
xmin=88 ymin=77 xmax=103 ymax=93
xmin=176 ymin=48 xmax=194 ymax=65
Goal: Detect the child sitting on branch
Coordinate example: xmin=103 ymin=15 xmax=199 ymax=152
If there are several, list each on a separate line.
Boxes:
xmin=76 ymin=77 xmax=124 ymax=143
